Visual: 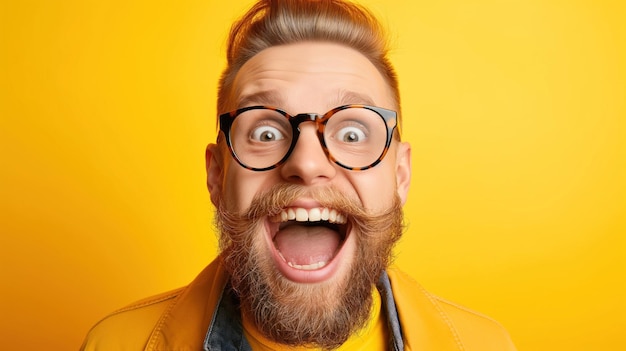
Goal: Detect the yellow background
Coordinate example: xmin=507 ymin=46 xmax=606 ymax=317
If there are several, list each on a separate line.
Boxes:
xmin=1 ymin=0 xmax=624 ymax=349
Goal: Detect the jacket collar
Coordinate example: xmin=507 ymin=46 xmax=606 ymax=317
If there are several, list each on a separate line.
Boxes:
xmin=202 ymin=271 xmax=404 ymax=351
xmin=145 ymin=258 xmax=229 ymax=350
xmin=386 ymin=267 xmax=464 ymax=350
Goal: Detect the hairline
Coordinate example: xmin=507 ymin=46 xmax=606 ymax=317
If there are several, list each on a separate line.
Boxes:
xmin=223 ymin=41 xmax=398 ymax=108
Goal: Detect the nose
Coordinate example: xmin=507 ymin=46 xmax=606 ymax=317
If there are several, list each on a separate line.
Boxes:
xmin=279 ymin=123 xmax=336 ymax=185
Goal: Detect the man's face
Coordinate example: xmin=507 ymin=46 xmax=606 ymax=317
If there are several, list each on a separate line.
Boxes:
xmin=207 ymin=42 xmax=411 ymax=347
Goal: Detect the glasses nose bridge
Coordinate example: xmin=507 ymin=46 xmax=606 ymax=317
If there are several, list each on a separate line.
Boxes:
xmin=288 ymin=112 xmax=328 ymax=155
xmin=291 ymin=112 xmax=323 ymax=131
xmin=290 ymin=112 xmax=326 ymax=142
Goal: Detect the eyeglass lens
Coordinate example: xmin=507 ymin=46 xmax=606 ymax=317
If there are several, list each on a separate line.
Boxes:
xmin=229 ymin=107 xmax=388 ymax=170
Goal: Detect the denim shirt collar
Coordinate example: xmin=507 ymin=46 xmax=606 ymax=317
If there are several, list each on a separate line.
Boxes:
xmin=203 ymin=271 xmax=404 ymax=351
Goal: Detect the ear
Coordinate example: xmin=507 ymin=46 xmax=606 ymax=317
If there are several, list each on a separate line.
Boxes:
xmin=205 ymin=143 xmax=223 ymax=207
xmin=395 ymin=142 xmax=412 ymax=205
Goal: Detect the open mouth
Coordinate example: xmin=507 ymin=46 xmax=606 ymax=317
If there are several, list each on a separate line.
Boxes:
xmin=270 ymin=207 xmax=349 ymax=272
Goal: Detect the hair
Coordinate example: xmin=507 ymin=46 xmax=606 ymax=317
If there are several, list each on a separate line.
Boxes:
xmin=216 ymin=183 xmax=404 ymax=349
xmin=217 ymin=0 xmax=400 ymax=124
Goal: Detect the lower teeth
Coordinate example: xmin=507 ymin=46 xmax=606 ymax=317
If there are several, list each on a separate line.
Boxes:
xmin=287 ymin=261 xmax=327 ymax=270
xmin=278 ymin=251 xmax=327 ymax=271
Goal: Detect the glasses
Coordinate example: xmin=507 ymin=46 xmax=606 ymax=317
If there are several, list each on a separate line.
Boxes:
xmin=219 ymin=104 xmax=398 ymax=171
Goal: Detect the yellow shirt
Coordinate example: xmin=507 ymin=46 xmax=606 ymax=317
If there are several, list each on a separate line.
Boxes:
xmin=243 ymin=288 xmax=388 ymax=350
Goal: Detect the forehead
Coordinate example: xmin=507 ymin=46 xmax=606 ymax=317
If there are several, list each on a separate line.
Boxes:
xmin=230 ymin=42 xmax=395 ymax=112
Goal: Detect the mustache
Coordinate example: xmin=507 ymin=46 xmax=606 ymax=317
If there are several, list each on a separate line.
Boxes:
xmin=243 ymin=183 xmax=363 ymax=218
xmin=232 ymin=183 xmax=403 ymax=238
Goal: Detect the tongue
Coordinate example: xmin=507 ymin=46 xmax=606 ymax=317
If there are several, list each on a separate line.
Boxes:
xmin=274 ymin=224 xmax=341 ymax=266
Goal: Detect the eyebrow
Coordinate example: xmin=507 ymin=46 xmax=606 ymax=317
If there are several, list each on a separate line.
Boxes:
xmin=331 ymin=90 xmax=376 ymax=107
xmin=236 ymin=90 xmax=285 ymax=109
xmin=235 ymin=89 xmax=377 ymax=111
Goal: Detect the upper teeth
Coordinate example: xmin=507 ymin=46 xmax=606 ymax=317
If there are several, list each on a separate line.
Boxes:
xmin=273 ymin=207 xmax=347 ymax=224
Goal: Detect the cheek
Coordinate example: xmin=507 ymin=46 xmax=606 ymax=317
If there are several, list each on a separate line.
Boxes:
xmin=349 ymin=166 xmax=398 ymax=212
xmin=222 ymin=167 xmax=278 ymax=212
xmin=223 ymin=170 xmax=255 ymax=211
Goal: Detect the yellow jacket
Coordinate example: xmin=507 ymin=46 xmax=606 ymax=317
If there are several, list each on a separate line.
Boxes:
xmin=81 ymin=258 xmax=516 ymax=350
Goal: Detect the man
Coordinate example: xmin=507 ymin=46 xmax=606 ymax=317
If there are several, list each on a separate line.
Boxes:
xmin=82 ymin=0 xmax=516 ymax=350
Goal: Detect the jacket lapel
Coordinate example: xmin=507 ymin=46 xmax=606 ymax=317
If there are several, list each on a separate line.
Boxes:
xmin=387 ymin=267 xmax=463 ymax=351
xmin=145 ymin=258 xmax=228 ymax=350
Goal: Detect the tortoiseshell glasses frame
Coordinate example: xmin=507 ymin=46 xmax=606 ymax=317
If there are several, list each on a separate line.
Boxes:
xmin=218 ymin=104 xmax=398 ymax=172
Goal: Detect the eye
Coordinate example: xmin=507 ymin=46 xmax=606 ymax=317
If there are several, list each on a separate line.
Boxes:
xmin=336 ymin=126 xmax=367 ymax=143
xmin=251 ymin=126 xmax=285 ymax=142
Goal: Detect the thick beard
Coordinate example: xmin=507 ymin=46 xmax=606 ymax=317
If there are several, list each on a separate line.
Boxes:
xmin=216 ymin=184 xmax=404 ymax=350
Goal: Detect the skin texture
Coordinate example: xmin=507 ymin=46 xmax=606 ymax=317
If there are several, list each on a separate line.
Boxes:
xmin=208 ymin=41 xmax=410 ymax=220
xmin=205 ymin=41 xmax=412 ymax=347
